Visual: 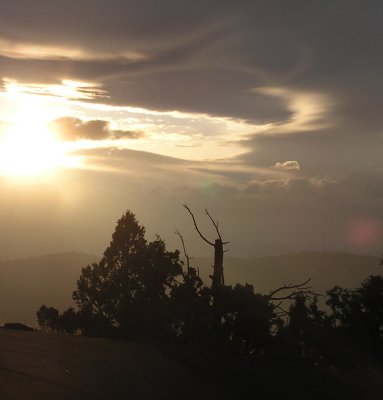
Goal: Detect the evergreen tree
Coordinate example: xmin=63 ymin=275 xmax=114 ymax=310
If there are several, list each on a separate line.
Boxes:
xmin=73 ymin=210 xmax=182 ymax=338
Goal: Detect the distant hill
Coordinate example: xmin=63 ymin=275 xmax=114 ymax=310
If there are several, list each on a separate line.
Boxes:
xmin=193 ymin=252 xmax=382 ymax=296
xmin=0 ymin=251 xmax=381 ymax=327
xmin=0 ymin=252 xmax=98 ymax=326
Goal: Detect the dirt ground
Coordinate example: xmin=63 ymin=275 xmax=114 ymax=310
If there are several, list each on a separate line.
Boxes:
xmin=1 ymin=328 xmax=383 ymax=400
xmin=0 ymin=329 xmax=234 ymax=400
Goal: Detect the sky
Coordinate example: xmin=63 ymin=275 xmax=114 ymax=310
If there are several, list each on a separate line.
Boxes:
xmin=0 ymin=0 xmax=382 ymax=259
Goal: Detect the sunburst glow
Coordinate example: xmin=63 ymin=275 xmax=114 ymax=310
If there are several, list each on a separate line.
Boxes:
xmin=0 ymin=122 xmax=75 ymax=177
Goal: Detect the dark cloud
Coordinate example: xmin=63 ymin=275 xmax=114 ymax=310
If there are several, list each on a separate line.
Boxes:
xmin=2 ymin=1 xmax=380 ymax=125
xmin=50 ymin=117 xmax=142 ymax=141
xmin=105 ymin=68 xmax=290 ymax=123
xmin=239 ymin=126 xmax=383 ymax=179
xmin=0 ymin=1 xmax=230 ymax=50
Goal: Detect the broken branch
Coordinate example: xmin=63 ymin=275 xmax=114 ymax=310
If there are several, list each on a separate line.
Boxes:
xmin=183 ymin=204 xmax=214 ymax=246
xmin=175 ymin=228 xmax=190 ymax=273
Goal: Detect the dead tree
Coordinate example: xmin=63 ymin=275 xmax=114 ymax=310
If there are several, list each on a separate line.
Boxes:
xmin=183 ymin=205 xmax=228 ymax=291
xmin=175 ymin=229 xmax=191 ymax=275
xmin=266 ymin=278 xmax=321 ymax=319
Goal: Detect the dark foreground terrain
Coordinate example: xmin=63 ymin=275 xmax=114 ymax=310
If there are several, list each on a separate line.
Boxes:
xmin=0 ymin=329 xmax=234 ymax=400
xmin=1 ymin=329 xmax=383 ymax=400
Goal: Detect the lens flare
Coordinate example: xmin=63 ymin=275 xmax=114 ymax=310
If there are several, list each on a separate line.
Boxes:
xmin=346 ymin=217 xmax=382 ymax=248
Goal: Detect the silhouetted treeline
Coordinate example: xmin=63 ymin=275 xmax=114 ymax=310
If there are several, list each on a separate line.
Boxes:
xmin=37 ymin=210 xmax=383 ymax=369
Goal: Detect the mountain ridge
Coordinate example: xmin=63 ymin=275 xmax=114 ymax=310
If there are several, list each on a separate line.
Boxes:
xmin=0 ymin=251 xmax=380 ymax=326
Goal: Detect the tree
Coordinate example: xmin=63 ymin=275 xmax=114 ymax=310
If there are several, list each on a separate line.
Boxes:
xmin=36 ymin=305 xmax=59 ymax=331
xmin=171 ymin=229 xmax=212 ymax=343
xmin=327 ymin=275 xmax=383 ymax=356
xmin=278 ymin=294 xmax=327 ymax=365
xmin=183 ymin=205 xmax=227 ymax=291
xmin=72 ymin=210 xmax=183 ymax=338
xmin=58 ymin=307 xmax=80 ymax=334
xmin=170 ymin=266 xmax=212 ymax=344
xmin=220 ymin=284 xmax=276 ymax=355
xmin=182 ymin=205 xmax=231 ymax=338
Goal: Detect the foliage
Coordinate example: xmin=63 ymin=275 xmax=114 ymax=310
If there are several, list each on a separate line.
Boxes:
xmin=36 ymin=209 xmax=383 ymax=368
xmin=326 ymin=275 xmax=383 ymax=360
xmin=276 ymin=295 xmax=331 ymax=366
xmin=169 ymin=266 xmax=212 ymax=344
xmin=219 ymin=284 xmax=276 ymax=355
xmin=36 ymin=305 xmax=59 ymax=331
xmin=72 ymin=210 xmax=183 ymax=338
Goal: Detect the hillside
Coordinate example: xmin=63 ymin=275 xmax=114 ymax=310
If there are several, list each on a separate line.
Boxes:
xmin=194 ymin=252 xmax=381 ymax=296
xmin=0 ymin=252 xmax=98 ymax=326
xmin=0 ymin=329 xmax=234 ymax=400
xmin=1 ymin=329 xmax=383 ymax=400
xmin=0 ymin=251 xmax=381 ymax=327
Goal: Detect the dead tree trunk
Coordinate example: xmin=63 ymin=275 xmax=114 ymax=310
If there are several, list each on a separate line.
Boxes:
xmin=183 ymin=205 xmax=227 ymax=291
xmin=212 ymin=238 xmax=224 ymax=290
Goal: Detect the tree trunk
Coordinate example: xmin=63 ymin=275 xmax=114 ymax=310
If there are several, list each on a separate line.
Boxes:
xmin=212 ymin=239 xmax=224 ymax=291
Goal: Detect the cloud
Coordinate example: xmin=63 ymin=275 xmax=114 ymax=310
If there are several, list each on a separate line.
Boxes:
xmin=0 ymin=1 xmax=381 ymax=129
xmin=0 ymin=38 xmax=145 ymax=62
xmin=0 ymin=0 xmax=383 ymax=259
xmin=274 ymin=161 xmax=300 ymax=171
xmin=49 ymin=117 xmax=143 ymax=141
xmin=2 ymin=78 xmax=108 ymax=101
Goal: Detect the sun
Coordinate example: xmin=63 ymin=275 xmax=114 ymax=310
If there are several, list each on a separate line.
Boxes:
xmin=0 ymin=121 xmax=69 ymax=177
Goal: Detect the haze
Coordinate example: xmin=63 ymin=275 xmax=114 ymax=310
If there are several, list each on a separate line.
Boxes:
xmin=0 ymin=1 xmax=382 ymax=259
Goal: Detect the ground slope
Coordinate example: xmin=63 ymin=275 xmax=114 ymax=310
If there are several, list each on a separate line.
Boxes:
xmin=1 ymin=329 xmax=383 ymax=400
xmin=0 ymin=329 xmax=234 ymax=400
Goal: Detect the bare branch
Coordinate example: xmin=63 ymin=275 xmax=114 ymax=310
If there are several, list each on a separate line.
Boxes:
xmin=270 ymin=289 xmax=321 ymax=301
xmin=183 ymin=204 xmax=214 ymax=246
xmin=175 ymin=229 xmax=190 ymax=273
xmin=271 ymin=300 xmax=288 ymax=317
xmin=267 ymin=278 xmax=312 ymax=299
xmin=274 ymin=300 xmax=283 ymax=308
xmin=205 ymin=209 xmax=223 ymax=241
xmin=275 ymin=309 xmax=289 ymax=317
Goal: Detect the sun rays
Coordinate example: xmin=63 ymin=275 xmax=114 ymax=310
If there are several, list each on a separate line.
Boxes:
xmin=0 ymin=120 xmax=81 ymax=178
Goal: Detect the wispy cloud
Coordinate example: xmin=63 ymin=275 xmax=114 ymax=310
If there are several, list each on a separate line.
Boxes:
xmin=2 ymin=79 xmax=108 ymax=101
xmin=0 ymin=38 xmax=146 ymax=61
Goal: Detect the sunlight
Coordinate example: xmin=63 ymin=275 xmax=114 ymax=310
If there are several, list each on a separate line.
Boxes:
xmin=3 ymin=78 xmax=107 ymax=101
xmin=0 ymin=122 xmax=76 ymax=177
